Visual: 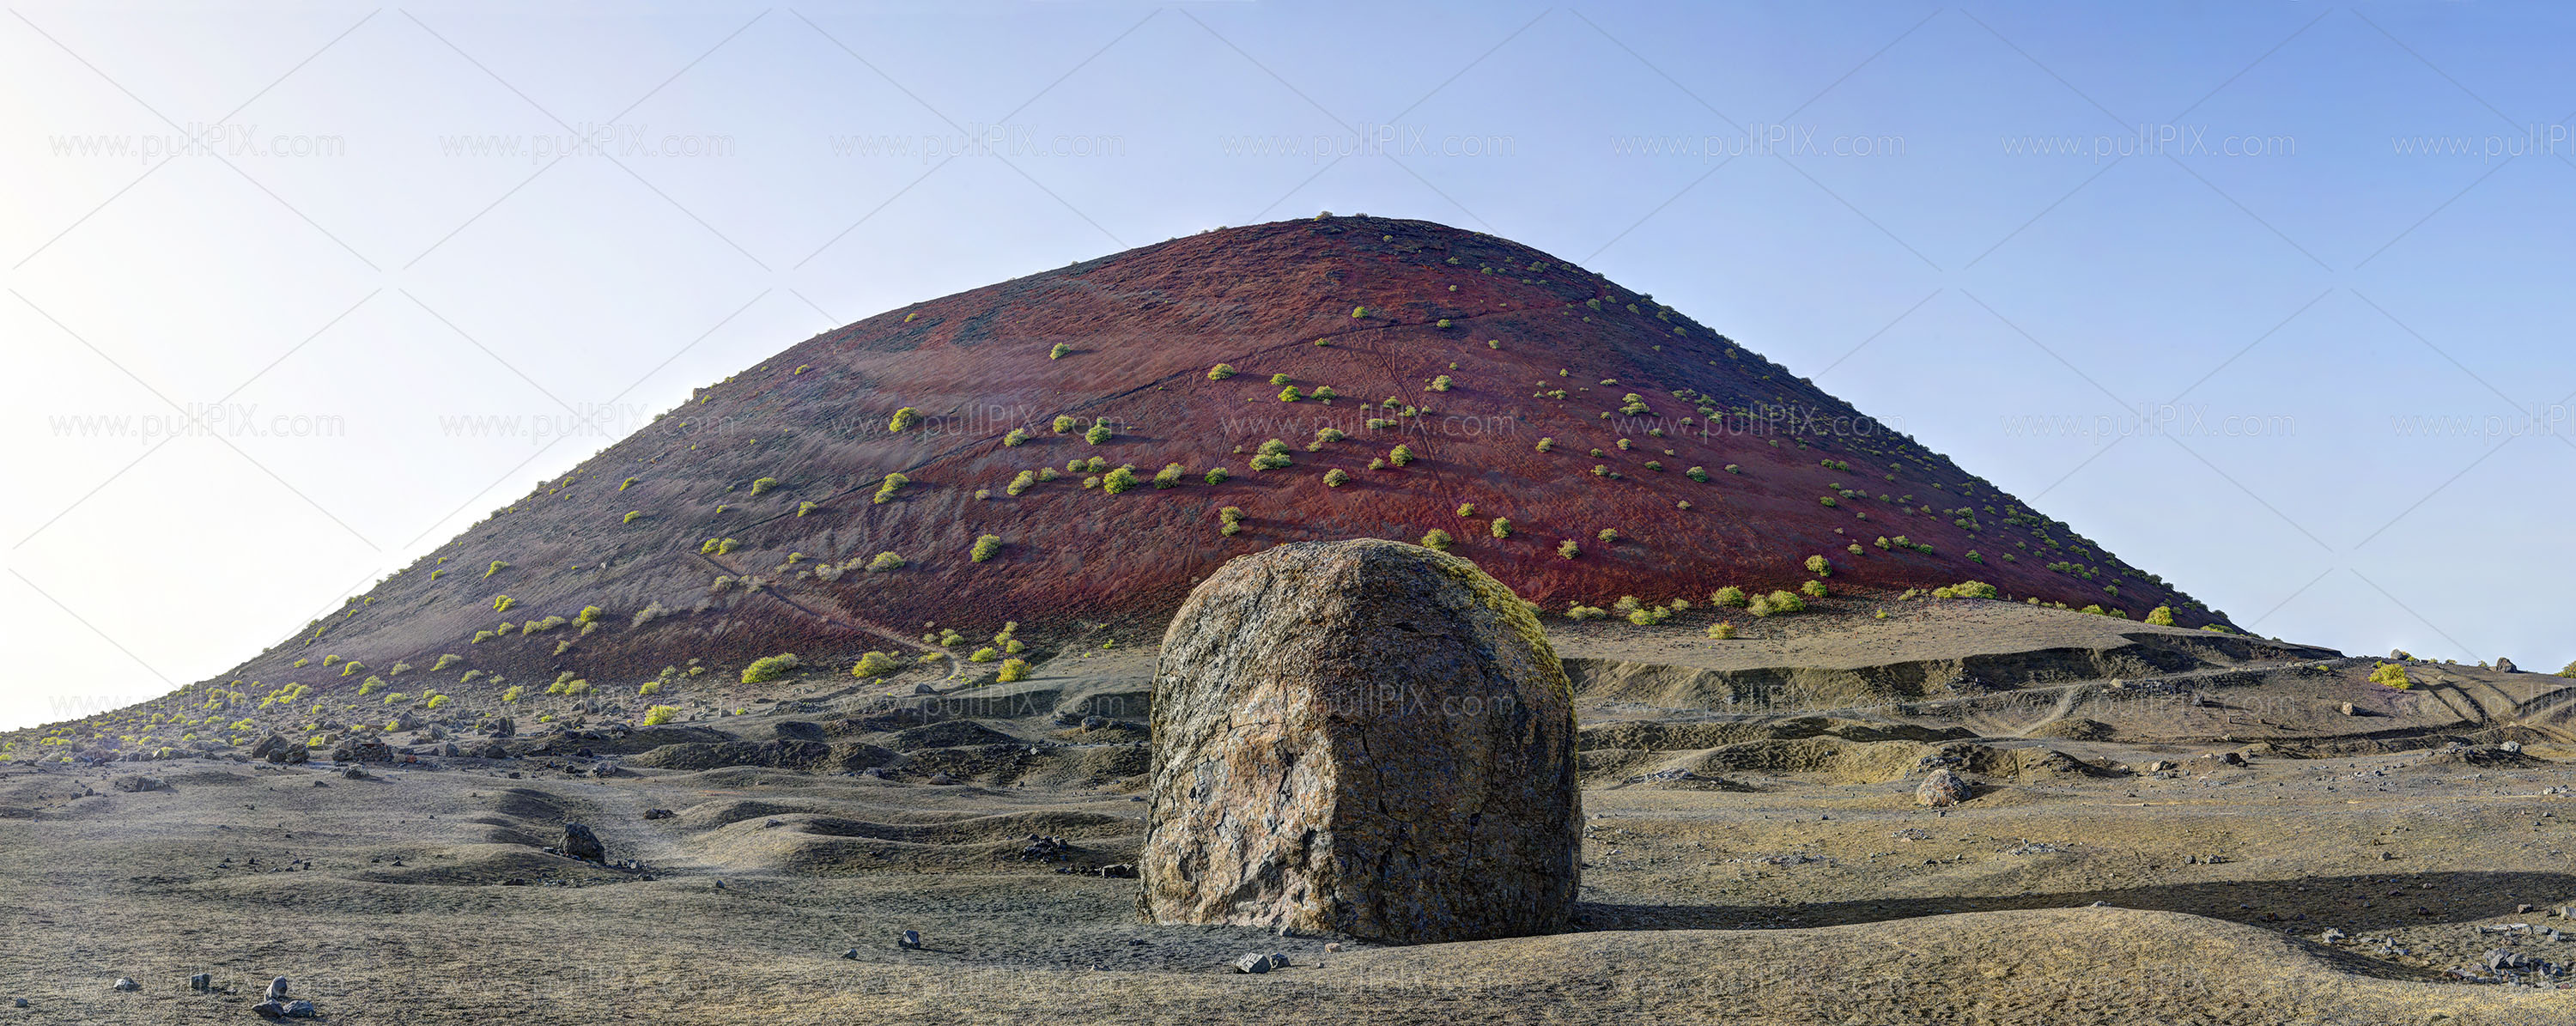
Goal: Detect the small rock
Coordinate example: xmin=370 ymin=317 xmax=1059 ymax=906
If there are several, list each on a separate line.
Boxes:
xmin=562 ymin=823 xmax=605 ymax=862
xmin=1324 ymin=942 xmax=1341 ymax=953
xmin=341 ymin=767 xmax=367 ymax=780
xmin=112 ymin=977 xmax=138 ymax=992
xmin=1082 ymin=715 xmax=1107 ymax=731
xmin=913 ymin=683 xmax=937 ymax=695
xmin=109 ymin=775 xmax=164 ymax=792
xmin=1916 ymin=768 xmax=1973 ymax=807
xmin=2498 ymin=657 xmax=2518 ymax=673
xmin=9 ymin=998 xmax=23 ymax=1007
xmin=188 ymin=972 xmax=212 ymax=991
xmin=841 ymin=948 xmax=859 ymax=960
xmin=252 ymin=1000 xmax=287 ymax=1018
xmin=284 ymin=999 xmax=317 ymax=1018
xmin=927 ymin=773 xmax=957 ymax=786
xmin=641 ymin=808 xmax=676 ymax=820
xmin=2320 ymin=927 xmax=2347 ymax=943
xmin=898 ymin=930 xmax=922 ymax=950
xmin=1231 ymin=952 xmax=1275 ymax=974
xmin=2339 ymin=702 xmax=2356 ymax=716
xmin=2502 ymin=741 xmax=2524 ymax=754
xmin=266 ymin=977 xmax=289 ymax=1000
xmin=1097 ymin=863 xmax=1138 ymax=879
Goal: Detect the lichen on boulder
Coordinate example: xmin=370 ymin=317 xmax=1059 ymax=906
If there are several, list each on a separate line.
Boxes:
xmin=1138 ymin=538 xmax=1581 ymax=943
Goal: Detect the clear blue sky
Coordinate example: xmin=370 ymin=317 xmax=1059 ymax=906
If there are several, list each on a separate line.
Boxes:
xmin=6 ymin=0 xmax=2573 ymax=730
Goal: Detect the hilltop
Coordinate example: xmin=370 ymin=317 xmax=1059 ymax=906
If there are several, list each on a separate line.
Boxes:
xmin=37 ymin=216 xmax=2235 ymax=740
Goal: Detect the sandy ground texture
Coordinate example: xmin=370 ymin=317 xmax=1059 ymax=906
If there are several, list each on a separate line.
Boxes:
xmin=6 ymin=601 xmax=2576 ymax=1024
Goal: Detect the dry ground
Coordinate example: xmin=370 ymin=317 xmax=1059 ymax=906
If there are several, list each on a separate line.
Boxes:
xmin=6 ymin=602 xmax=2574 ymax=1024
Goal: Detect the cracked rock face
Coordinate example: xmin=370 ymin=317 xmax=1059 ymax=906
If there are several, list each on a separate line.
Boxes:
xmin=1138 ymin=538 xmax=1580 ymax=944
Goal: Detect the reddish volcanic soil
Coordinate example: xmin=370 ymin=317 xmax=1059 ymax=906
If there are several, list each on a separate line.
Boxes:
xmin=210 ymin=216 xmax=2230 ymax=695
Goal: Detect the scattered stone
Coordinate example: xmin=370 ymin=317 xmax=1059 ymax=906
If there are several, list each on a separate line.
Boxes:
xmin=2146 ymin=761 xmax=2176 ymax=773
xmin=927 ymin=773 xmax=957 ymax=786
xmin=1231 ymin=952 xmax=1291 ymax=974
xmin=341 ymin=767 xmax=367 ymax=780
xmin=641 ymin=808 xmax=676 ymax=820
xmin=913 ymin=683 xmax=938 ymax=695
xmin=2339 ymin=702 xmax=2356 ymax=716
xmin=2502 ymin=741 xmax=2524 ymax=755
xmin=2498 ymin=657 xmax=2518 ymax=673
xmin=1082 ymin=715 xmax=1107 ymax=731
xmin=1917 ymin=768 xmax=1973 ymax=807
xmin=189 ymin=972 xmax=211 ymax=991
xmin=284 ymin=999 xmax=317 ymax=1018
xmin=252 ymin=1000 xmax=287 ymax=1018
xmin=9 ymin=998 xmax=23 ymax=1007
xmin=1139 ymin=539 xmax=1581 ymax=944
xmin=1324 ymin=943 xmax=1342 ymax=953
xmin=898 ymin=930 xmax=922 ymax=950
xmin=561 ymin=823 xmax=605 ymax=862
xmin=266 ymin=977 xmax=289 ymax=1001
xmin=841 ymin=948 xmax=859 ymax=960
xmin=2321 ymin=927 xmax=2347 ymax=943
xmin=1097 ymin=863 xmax=1138 ymax=879
xmin=112 ymin=977 xmax=138 ymax=992
xmin=109 ymin=774 xmax=164 ymax=792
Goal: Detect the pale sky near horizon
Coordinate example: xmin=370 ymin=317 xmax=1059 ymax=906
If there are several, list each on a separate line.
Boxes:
xmin=5 ymin=0 xmax=2573 ymax=731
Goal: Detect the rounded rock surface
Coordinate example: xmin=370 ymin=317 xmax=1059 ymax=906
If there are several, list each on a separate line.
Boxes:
xmin=1138 ymin=538 xmax=1580 ymax=944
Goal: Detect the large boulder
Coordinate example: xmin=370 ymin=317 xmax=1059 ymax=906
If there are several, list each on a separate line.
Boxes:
xmin=1137 ymin=538 xmax=1580 ymax=944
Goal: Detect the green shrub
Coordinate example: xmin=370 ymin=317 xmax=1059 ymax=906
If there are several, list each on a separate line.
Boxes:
xmin=1558 ymin=540 xmax=1580 ymax=559
xmin=2146 ymin=605 xmax=2175 ymax=626
xmin=1707 ymin=622 xmax=1736 ymax=640
xmin=1053 ymin=415 xmax=1078 ymax=434
xmin=997 ymin=658 xmax=1030 ymax=683
xmin=1806 ymin=555 xmax=1830 ymax=576
xmin=797 ymin=501 xmax=818 ymax=517
xmin=1564 ymin=604 xmax=1608 ymax=621
xmin=620 ymin=477 xmax=638 ymax=491
xmin=1084 ymin=422 xmax=1113 ymax=445
xmin=1489 ymin=517 xmax=1512 ymax=538
xmin=1218 ymin=507 xmax=1246 ymax=536
xmin=1596 ymin=528 xmax=1619 ymax=543
xmin=888 ymin=407 xmax=920 ymax=432
xmin=874 ymin=472 xmax=910 ymax=504
xmin=1626 ymin=606 xmax=1671 ymax=626
xmin=1048 ymin=343 xmax=1072 ymax=359
xmin=851 ymin=652 xmax=901 ymax=678
xmin=867 ymin=552 xmax=905 ymax=572
xmin=1204 ymin=467 xmax=1230 ymax=484
xmin=1003 ymin=428 xmax=1030 ymax=447
xmin=1278 ymin=386 xmax=1303 ymax=402
xmin=1007 ymin=471 xmax=1037 ymax=495
xmin=499 ymin=684 xmax=521 ymax=702
xmin=1534 ymin=438 xmax=1554 ymax=452
xmin=1103 ymin=464 xmax=1140 ymax=494
xmin=1723 ymin=464 xmax=1741 ymax=474
xmin=1713 ymin=586 xmax=1746 ymax=607
xmin=642 ymin=705 xmax=679 ymax=725
xmin=426 ymin=694 xmax=451 ymax=710
xmin=1323 ymin=469 xmax=1350 ymax=487
xmin=971 ymin=535 xmax=1003 ymax=562
xmin=1207 ymin=363 xmax=1236 ymax=379
xmin=1153 ymin=463 xmax=1186 ymax=489
xmin=430 ymin=654 xmax=460 ymax=672
xmin=472 ymin=630 xmax=495 ymax=644
xmin=1765 ymin=590 xmax=1806 ymax=614
xmin=969 ymin=647 xmax=999 ymax=663
xmin=741 ymin=653 xmax=801 ymax=683
xmin=485 ymin=560 xmax=509 ymax=578
xmin=639 ymin=680 xmax=662 ymax=696
xmin=492 ymin=595 xmax=515 ymax=613
xmin=576 ymin=606 xmax=603 ymax=625
xmin=1455 ymin=502 xmax=1475 ymax=517
xmin=1427 ymin=376 xmax=1452 ymax=392
xmin=1310 ymin=427 xmax=1346 ymax=449
xmin=2369 ymin=661 xmax=2411 ymax=689
xmin=1351 ymin=306 xmax=1367 ymax=318
xmin=1801 ymin=579 xmax=1828 ymax=599
xmin=1389 ymin=445 xmax=1415 ymax=466
xmin=750 ymin=477 xmax=780 ymax=496
xmin=1270 ymin=373 xmax=1293 ymax=386
xmin=1420 ymin=529 xmax=1454 ymax=552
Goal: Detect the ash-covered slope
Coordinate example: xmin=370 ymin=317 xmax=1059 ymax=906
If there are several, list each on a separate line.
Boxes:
xmin=222 ymin=215 xmax=2234 ymax=693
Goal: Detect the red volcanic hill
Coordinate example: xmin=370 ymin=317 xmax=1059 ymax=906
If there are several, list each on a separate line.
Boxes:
xmin=222 ymin=216 xmax=2236 ymax=691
